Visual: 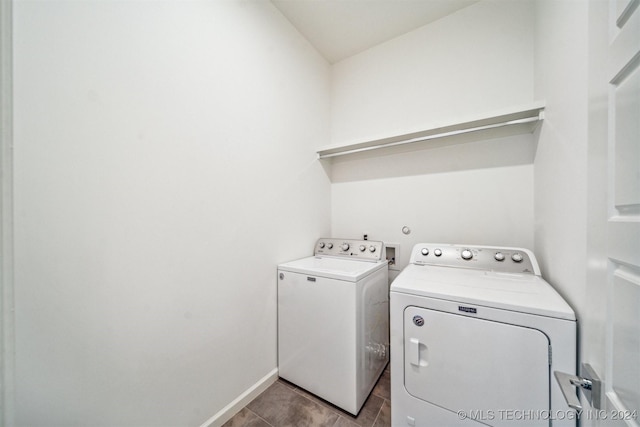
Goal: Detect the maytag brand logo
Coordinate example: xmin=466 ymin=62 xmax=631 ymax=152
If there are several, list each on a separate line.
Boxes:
xmin=459 ymin=306 xmax=477 ymax=314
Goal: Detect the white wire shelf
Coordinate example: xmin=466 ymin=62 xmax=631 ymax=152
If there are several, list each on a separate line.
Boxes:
xmin=317 ymin=102 xmax=545 ymax=159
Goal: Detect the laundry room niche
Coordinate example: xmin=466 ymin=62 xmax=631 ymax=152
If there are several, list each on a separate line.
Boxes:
xmin=327 ymin=0 xmax=538 ymax=271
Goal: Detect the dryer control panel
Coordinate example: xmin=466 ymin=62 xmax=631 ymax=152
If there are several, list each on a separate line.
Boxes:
xmin=315 ymin=238 xmax=384 ymax=262
xmin=409 ymin=243 xmax=539 ymax=275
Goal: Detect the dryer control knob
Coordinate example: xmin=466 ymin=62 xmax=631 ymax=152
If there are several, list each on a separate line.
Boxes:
xmin=421 ymin=248 xmax=429 ymax=256
xmin=434 ymin=249 xmax=442 ymax=257
xmin=327 ymin=243 xmax=333 ymax=249
xmin=494 ymin=252 xmax=505 ymax=261
xmin=461 ymin=249 xmax=473 ymax=260
xmin=511 ymin=253 xmax=524 ymax=263
xmin=341 ymin=243 xmax=350 ymax=251
xmin=369 ymin=245 xmax=376 ymax=253
xmin=359 ymin=245 xmax=366 ymax=252
xmin=319 ymin=242 xmax=325 ymax=248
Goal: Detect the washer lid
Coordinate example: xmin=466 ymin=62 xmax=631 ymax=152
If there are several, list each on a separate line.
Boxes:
xmin=278 ymin=256 xmax=387 ymax=282
xmin=390 ymin=264 xmax=576 ymax=320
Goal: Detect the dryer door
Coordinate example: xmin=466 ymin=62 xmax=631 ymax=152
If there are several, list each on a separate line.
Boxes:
xmin=404 ymin=306 xmax=550 ymax=427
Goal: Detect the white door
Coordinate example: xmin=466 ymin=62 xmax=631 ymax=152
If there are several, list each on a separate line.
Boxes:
xmin=604 ymin=0 xmax=640 ymax=422
xmin=586 ymin=0 xmax=640 ymax=425
xmin=403 ymin=306 xmax=550 ymax=427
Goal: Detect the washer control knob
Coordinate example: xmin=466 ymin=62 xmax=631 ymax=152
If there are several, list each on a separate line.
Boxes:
xmin=359 ymin=245 xmax=366 ymax=252
xmin=461 ymin=249 xmax=473 ymax=260
xmin=421 ymin=248 xmax=429 ymax=256
xmin=327 ymin=243 xmax=333 ymax=249
xmin=434 ymin=249 xmax=442 ymax=257
xmin=319 ymin=242 xmax=325 ymax=248
xmin=341 ymin=243 xmax=350 ymax=251
xmin=511 ymin=253 xmax=524 ymax=263
xmin=494 ymin=252 xmax=505 ymax=262
xmin=369 ymin=245 xmax=376 ymax=253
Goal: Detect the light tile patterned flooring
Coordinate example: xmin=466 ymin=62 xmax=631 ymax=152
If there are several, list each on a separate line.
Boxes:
xmin=223 ymin=365 xmax=391 ymax=427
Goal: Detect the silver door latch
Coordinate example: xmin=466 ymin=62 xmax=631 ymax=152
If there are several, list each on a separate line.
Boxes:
xmin=554 ymin=363 xmax=602 ymax=411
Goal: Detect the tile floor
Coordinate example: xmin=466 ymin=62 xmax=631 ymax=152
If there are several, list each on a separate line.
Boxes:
xmin=223 ymin=365 xmax=391 ymax=427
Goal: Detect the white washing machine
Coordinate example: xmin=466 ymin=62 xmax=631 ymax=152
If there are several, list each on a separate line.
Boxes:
xmin=278 ymin=238 xmax=389 ymax=415
xmin=390 ymin=244 xmax=577 ymax=427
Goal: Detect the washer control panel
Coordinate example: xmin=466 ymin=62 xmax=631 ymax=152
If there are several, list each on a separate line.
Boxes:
xmin=409 ymin=243 xmax=539 ymax=275
xmin=315 ymin=238 xmax=384 ymax=261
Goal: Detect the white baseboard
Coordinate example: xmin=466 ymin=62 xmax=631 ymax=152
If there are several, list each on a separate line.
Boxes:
xmin=200 ymin=368 xmax=278 ymax=427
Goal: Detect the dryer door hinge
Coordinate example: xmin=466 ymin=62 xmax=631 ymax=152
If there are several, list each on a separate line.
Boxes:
xmin=548 ymin=345 xmax=552 ymax=366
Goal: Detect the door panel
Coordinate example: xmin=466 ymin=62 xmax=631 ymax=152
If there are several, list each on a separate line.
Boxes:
xmin=611 ymin=268 xmax=640 ymax=415
xmin=404 ymin=306 xmax=549 ymax=427
xmin=613 ymin=65 xmax=639 ymax=208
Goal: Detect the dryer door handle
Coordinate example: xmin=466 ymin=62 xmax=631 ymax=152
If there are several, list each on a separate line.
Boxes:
xmin=409 ymin=338 xmax=420 ymax=366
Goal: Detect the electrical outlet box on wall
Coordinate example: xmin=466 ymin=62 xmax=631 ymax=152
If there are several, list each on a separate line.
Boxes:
xmin=385 ymin=243 xmax=400 ymax=271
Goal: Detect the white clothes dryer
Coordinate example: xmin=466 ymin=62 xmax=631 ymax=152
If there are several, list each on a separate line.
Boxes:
xmin=278 ymin=238 xmax=389 ymax=415
xmin=390 ymin=244 xmax=577 ymax=427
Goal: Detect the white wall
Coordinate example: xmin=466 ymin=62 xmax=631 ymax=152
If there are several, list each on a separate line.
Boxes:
xmin=332 ymin=163 xmax=535 ymax=269
xmin=330 ymin=0 xmax=537 ymax=271
xmin=0 ymin=0 xmax=14 ymax=425
xmin=583 ymin=0 xmax=611 ymax=389
xmin=330 ymin=0 xmax=535 ymax=146
xmin=533 ymin=0 xmax=589 ymax=326
xmin=534 ymin=0 xmax=621 ymax=390
xmin=11 ymin=1 xmax=330 ymax=426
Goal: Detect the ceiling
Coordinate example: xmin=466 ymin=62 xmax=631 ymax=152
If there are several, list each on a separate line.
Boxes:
xmin=271 ymin=0 xmax=478 ymax=63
